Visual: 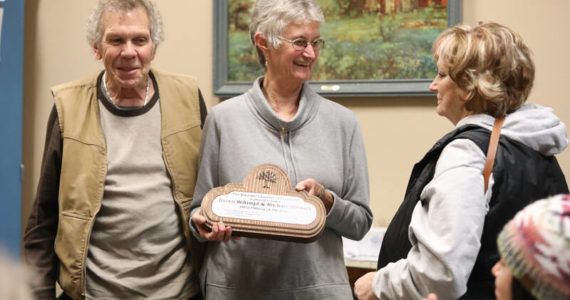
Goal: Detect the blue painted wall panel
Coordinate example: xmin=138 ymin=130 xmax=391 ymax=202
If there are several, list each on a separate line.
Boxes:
xmin=0 ymin=0 xmax=25 ymax=257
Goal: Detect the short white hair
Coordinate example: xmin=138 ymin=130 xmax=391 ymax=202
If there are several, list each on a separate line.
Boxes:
xmin=249 ymin=0 xmax=324 ymax=65
xmin=86 ymin=0 xmax=164 ymax=51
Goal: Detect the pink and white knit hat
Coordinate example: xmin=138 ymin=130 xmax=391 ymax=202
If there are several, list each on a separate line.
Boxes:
xmin=497 ymin=194 xmax=570 ymax=300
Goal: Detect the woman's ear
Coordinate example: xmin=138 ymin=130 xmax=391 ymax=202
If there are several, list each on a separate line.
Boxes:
xmin=254 ymin=32 xmax=270 ymax=52
xmin=462 ymin=89 xmax=472 ymax=103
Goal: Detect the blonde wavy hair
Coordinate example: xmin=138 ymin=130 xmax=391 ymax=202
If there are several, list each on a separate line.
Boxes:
xmin=432 ymin=22 xmax=535 ymax=117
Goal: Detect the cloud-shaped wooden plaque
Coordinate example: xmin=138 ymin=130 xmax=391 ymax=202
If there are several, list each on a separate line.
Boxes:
xmin=200 ymin=164 xmax=326 ymax=243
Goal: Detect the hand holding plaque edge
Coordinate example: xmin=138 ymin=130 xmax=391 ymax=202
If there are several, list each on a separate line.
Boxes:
xmin=191 ymin=208 xmax=241 ymax=242
xmin=295 ymin=178 xmax=333 ymax=213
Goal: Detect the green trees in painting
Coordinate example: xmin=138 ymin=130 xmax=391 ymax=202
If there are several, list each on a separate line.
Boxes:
xmin=229 ymin=0 xmax=252 ymax=31
xmin=228 ymin=0 xmax=448 ymax=82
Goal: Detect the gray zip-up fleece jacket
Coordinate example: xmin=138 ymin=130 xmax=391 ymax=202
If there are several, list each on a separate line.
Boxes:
xmin=190 ymin=77 xmax=373 ymax=299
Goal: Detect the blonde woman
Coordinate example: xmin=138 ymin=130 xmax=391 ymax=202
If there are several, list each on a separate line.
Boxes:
xmin=355 ymin=22 xmax=568 ymax=300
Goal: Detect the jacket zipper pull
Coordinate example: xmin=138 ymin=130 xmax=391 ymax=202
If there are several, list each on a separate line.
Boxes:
xmin=280 ymin=128 xmax=288 ymax=137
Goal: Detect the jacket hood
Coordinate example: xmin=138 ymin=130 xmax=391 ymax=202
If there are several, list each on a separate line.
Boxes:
xmin=458 ymin=104 xmax=568 ymax=156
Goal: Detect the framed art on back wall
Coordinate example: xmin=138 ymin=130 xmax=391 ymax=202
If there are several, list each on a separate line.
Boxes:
xmin=213 ymin=0 xmax=462 ymax=98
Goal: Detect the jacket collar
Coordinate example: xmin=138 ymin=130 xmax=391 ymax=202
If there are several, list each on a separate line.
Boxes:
xmin=246 ymin=76 xmax=320 ymax=133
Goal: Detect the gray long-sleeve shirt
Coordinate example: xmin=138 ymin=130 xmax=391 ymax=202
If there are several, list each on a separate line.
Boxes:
xmin=190 ymin=78 xmax=373 ymax=299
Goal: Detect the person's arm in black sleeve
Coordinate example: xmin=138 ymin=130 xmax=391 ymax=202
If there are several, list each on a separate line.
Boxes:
xmin=23 ymin=105 xmax=62 ymax=300
xmin=198 ymin=89 xmax=207 ymax=129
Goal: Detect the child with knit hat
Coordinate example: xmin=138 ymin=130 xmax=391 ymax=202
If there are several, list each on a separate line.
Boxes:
xmin=493 ymin=193 xmax=570 ymax=300
xmin=424 ymin=194 xmax=570 ymax=300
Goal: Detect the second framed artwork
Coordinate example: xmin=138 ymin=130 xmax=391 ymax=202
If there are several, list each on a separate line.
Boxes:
xmin=213 ymin=0 xmax=462 ymax=98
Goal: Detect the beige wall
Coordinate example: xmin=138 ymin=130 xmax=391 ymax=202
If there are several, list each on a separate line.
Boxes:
xmin=22 ymin=0 xmax=570 ymax=231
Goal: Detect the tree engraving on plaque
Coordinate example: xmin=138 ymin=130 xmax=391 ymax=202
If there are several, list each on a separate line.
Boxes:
xmin=257 ymin=170 xmax=277 ymax=188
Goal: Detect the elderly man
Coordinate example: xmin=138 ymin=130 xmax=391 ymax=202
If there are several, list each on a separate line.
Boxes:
xmin=23 ymin=0 xmax=206 ymax=299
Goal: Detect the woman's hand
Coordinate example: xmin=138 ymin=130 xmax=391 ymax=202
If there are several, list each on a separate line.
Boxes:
xmin=295 ymin=178 xmax=333 ymax=213
xmin=354 ymin=271 xmax=379 ymax=300
xmin=191 ymin=208 xmax=236 ymax=242
xmin=422 ymin=293 xmax=439 ymax=300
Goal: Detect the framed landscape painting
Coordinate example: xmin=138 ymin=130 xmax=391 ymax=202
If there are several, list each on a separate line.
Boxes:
xmin=214 ymin=0 xmax=462 ymax=98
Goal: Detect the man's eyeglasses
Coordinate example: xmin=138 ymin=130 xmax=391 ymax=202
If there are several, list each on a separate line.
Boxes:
xmin=278 ymin=36 xmax=325 ymax=51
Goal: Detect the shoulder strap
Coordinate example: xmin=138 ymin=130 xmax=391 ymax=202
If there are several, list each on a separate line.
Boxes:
xmin=483 ymin=117 xmax=505 ymax=192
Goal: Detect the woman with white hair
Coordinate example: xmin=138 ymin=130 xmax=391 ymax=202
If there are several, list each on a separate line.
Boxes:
xmin=190 ymin=0 xmax=372 ymax=299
